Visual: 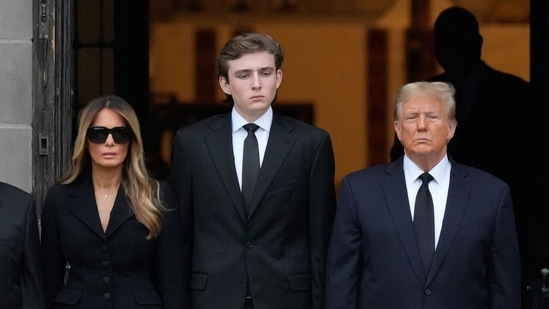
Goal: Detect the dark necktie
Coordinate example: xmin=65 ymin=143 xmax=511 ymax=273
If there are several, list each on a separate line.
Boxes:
xmin=414 ymin=172 xmax=435 ymax=277
xmin=242 ymin=123 xmax=260 ymax=214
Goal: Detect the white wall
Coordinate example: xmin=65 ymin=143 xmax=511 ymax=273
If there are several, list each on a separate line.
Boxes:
xmin=0 ymin=0 xmax=34 ymax=192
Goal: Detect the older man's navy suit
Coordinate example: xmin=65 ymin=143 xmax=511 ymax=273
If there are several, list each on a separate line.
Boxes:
xmin=326 ymin=157 xmax=520 ymax=309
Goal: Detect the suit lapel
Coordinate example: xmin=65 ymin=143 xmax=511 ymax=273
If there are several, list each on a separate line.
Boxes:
xmin=69 ymin=175 xmax=135 ymax=239
xmin=104 ymin=186 xmax=133 ymax=238
xmin=205 ymin=115 xmax=248 ymax=223
xmin=383 ymin=161 xmax=426 ymax=284
xmin=69 ymin=175 xmax=107 ymax=239
xmin=427 ymin=164 xmax=471 ymax=283
xmin=247 ymin=115 xmax=296 ymax=219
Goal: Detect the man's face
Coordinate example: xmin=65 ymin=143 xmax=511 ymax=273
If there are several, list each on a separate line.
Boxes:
xmin=394 ymin=94 xmax=456 ymax=161
xmin=218 ymin=51 xmax=282 ymax=122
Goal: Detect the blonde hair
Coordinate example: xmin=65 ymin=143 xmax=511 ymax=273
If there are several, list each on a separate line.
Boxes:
xmin=60 ymin=95 xmax=164 ymax=239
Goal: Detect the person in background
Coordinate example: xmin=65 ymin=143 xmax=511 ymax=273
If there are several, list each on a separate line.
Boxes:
xmin=0 ymin=181 xmax=46 ymax=308
xmin=169 ymin=32 xmax=336 ymax=309
xmin=41 ymin=95 xmax=186 ymax=308
xmin=389 ymin=7 xmax=533 ymax=297
xmin=328 ymin=81 xmax=520 ymax=308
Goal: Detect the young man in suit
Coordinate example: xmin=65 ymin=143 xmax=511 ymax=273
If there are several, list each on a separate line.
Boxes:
xmin=169 ymin=33 xmax=337 ymax=309
xmin=327 ymin=81 xmax=520 ymax=308
xmin=0 ymin=181 xmax=46 ymax=308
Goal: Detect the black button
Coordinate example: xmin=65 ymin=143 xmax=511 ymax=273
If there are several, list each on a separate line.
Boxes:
xmin=101 ymin=261 xmax=109 ymax=268
xmin=102 ymin=276 xmax=110 ymax=284
xmin=246 ymin=242 xmax=253 ymax=249
xmin=424 ymin=289 xmax=431 ymax=296
xmin=240 ymin=281 xmax=247 ymax=288
xmin=101 ymin=245 xmax=108 ymax=252
xmin=103 ymin=292 xmax=111 ymax=300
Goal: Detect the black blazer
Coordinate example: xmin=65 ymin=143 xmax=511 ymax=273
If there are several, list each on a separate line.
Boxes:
xmin=169 ymin=113 xmax=337 ymax=309
xmin=41 ymin=173 xmax=186 ymax=308
xmin=0 ymin=182 xmax=46 ymax=308
xmin=326 ymin=157 xmax=521 ymax=309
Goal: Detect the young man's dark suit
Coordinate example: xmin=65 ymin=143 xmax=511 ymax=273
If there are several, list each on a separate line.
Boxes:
xmin=169 ymin=112 xmax=336 ymax=309
xmin=0 ymin=181 xmax=46 ymax=308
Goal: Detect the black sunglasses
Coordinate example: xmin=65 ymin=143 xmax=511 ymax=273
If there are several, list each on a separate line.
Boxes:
xmin=87 ymin=126 xmax=132 ymax=144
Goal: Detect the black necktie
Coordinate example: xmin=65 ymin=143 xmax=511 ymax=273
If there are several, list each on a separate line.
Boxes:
xmin=242 ymin=123 xmax=260 ymax=214
xmin=414 ymin=172 xmax=435 ymax=277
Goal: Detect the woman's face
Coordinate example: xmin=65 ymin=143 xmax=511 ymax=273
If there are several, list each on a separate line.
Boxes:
xmin=86 ymin=108 xmax=130 ymax=171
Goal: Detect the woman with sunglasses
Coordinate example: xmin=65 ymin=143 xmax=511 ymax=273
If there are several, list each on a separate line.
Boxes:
xmin=41 ymin=95 xmax=187 ymax=308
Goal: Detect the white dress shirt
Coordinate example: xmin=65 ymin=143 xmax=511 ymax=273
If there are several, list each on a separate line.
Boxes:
xmin=403 ymin=154 xmax=452 ymax=248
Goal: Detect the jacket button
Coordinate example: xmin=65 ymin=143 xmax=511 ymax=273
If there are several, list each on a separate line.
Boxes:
xmin=246 ymin=242 xmax=253 ymax=249
xmin=102 ymin=276 xmax=110 ymax=284
xmin=101 ymin=261 xmax=109 ymax=268
xmin=101 ymin=244 xmax=108 ymax=252
xmin=240 ymin=281 xmax=247 ymax=288
xmin=103 ymin=292 xmax=111 ymax=300
xmin=424 ymin=289 xmax=431 ymax=296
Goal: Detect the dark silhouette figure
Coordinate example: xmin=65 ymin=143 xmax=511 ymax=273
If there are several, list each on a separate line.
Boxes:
xmin=390 ymin=6 xmax=534 ymax=304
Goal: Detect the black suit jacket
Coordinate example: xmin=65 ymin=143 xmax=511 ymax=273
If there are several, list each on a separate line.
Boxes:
xmin=41 ymin=172 xmax=186 ymax=308
xmin=169 ymin=112 xmax=336 ymax=309
xmin=0 ymin=182 xmax=46 ymax=308
xmin=326 ymin=157 xmax=520 ymax=309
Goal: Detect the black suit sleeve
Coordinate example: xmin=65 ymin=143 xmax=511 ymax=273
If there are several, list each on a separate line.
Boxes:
xmin=21 ymin=196 xmax=47 ymax=308
xmin=155 ymin=182 xmax=189 ymax=308
xmin=41 ymin=188 xmax=69 ymax=306
xmin=167 ymin=132 xmax=193 ymax=307
xmin=309 ymin=132 xmax=337 ymax=309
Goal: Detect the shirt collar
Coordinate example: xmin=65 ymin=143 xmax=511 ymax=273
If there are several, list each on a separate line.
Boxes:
xmin=231 ymin=107 xmax=273 ymax=133
xmin=403 ymin=154 xmax=451 ymax=184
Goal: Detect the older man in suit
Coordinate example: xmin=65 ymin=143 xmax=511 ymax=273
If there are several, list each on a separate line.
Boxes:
xmin=389 ymin=7 xmax=534 ymax=298
xmin=0 ymin=181 xmax=46 ymax=308
xmin=169 ymin=33 xmax=336 ymax=309
xmin=327 ymin=81 xmax=520 ymax=309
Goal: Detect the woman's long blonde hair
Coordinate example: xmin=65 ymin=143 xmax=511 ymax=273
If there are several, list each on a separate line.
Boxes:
xmin=60 ymin=95 xmax=164 ymax=239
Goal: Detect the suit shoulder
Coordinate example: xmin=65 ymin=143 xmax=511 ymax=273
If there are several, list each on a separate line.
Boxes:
xmin=343 ymin=164 xmax=389 ymax=183
xmin=0 ymin=182 xmax=31 ymax=205
xmin=276 ymin=114 xmax=330 ymax=136
xmin=0 ymin=182 xmax=30 ymax=197
xmin=485 ymin=66 xmax=529 ymax=88
xmin=44 ymin=183 xmax=73 ymax=203
xmin=175 ymin=114 xmax=227 ymax=135
xmin=456 ymin=164 xmax=509 ymax=187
